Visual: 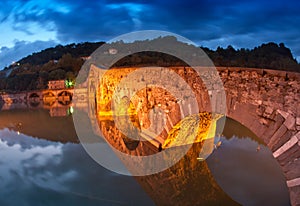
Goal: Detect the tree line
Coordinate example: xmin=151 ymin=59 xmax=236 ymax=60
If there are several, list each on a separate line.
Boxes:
xmin=0 ymin=37 xmax=299 ymax=92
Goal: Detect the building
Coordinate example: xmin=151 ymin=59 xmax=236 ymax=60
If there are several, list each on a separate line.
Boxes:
xmin=48 ymin=80 xmax=66 ymax=90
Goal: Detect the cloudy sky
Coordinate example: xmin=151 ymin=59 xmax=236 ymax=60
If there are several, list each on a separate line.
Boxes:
xmin=0 ymin=0 xmax=300 ymax=69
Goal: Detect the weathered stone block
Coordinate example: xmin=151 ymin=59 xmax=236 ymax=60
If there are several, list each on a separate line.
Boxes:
xmin=296 ymin=117 xmax=300 ymax=125
xmin=265 ymin=106 xmax=273 ymax=114
xmin=277 ymin=109 xmax=290 ymax=119
xmin=256 ymin=106 xmax=264 ymax=116
xmin=273 ymin=134 xmax=298 ymax=158
xmin=259 ymin=118 xmax=268 ymax=125
xmin=272 ymin=130 xmax=294 ymax=152
xmin=284 ymin=114 xmax=296 ymax=130
xmin=296 ymin=132 xmax=300 ymax=140
xmin=268 ymin=124 xmax=288 ymax=149
xmin=288 ymin=180 xmax=300 ymax=206
xmin=282 ymin=158 xmax=300 ymax=181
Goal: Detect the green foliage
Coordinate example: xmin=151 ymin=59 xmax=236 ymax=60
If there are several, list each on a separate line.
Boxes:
xmin=0 ymin=39 xmax=299 ymax=92
xmin=112 ymin=40 xmax=300 ymax=72
xmin=205 ymin=42 xmax=300 ymax=71
xmin=18 ymin=42 xmax=104 ymax=66
xmin=0 ymin=54 xmax=82 ymax=92
xmin=49 ymin=69 xmax=66 ymax=80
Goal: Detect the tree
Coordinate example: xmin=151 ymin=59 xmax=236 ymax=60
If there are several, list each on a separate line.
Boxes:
xmin=49 ymin=69 xmax=66 ymax=80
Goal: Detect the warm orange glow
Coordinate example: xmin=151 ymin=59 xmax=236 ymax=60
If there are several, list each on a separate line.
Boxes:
xmin=96 ymin=67 xmax=219 ymax=151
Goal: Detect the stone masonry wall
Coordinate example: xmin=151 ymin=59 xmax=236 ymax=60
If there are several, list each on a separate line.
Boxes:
xmin=92 ymin=66 xmax=300 ymax=205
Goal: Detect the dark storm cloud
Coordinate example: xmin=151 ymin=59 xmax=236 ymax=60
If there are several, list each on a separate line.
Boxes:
xmin=1 ymin=0 xmax=300 ymax=61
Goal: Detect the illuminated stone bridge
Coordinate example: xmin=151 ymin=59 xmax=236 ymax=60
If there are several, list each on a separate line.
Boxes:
xmin=85 ymin=66 xmax=300 ymax=205
xmin=218 ymin=67 xmax=300 ymax=205
xmin=0 ymin=88 xmax=74 ymax=108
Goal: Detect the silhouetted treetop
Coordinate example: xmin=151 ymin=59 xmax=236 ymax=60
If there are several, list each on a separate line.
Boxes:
xmin=18 ymin=42 xmax=104 ymax=66
xmin=0 ymin=37 xmax=299 ymax=92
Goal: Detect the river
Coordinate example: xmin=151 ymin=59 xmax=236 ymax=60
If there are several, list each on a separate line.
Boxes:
xmin=0 ymin=107 xmax=290 ymax=206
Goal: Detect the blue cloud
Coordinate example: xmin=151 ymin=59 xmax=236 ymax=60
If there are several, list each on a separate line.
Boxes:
xmin=1 ymin=0 xmax=300 ymax=63
xmin=0 ymin=40 xmax=57 ymax=69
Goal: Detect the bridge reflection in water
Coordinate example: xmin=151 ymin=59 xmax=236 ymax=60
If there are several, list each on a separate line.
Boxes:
xmin=0 ymin=107 xmax=290 ymax=205
xmin=88 ymin=68 xmax=289 ymax=205
xmin=0 ymin=89 xmax=74 ymax=117
xmin=0 ymin=65 xmax=293 ymax=205
xmin=97 ymin=115 xmax=290 ymax=206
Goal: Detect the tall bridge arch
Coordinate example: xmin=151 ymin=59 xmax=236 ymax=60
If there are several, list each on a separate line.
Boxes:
xmin=88 ymin=66 xmax=300 ymax=205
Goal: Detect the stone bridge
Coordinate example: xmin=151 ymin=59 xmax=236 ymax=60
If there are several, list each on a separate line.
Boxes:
xmin=85 ymin=65 xmax=300 ymax=205
xmin=219 ymin=67 xmax=300 ymax=205
xmin=0 ymin=88 xmax=74 ymax=108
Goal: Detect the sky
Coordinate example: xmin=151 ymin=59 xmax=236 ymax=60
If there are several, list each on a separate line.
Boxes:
xmin=0 ymin=0 xmax=300 ymax=69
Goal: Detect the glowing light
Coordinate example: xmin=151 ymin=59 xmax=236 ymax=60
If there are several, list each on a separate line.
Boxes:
xmin=69 ymin=106 xmax=74 ymax=114
xmin=67 ymin=106 xmax=74 ymax=115
xmin=65 ymin=79 xmax=74 ymax=88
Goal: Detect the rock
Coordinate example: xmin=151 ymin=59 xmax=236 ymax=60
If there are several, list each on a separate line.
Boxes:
xmin=296 ymin=132 xmax=300 ymax=140
xmin=265 ymin=107 xmax=273 ymax=115
xmin=288 ymin=81 xmax=298 ymax=86
xmin=263 ymin=106 xmax=273 ymax=118
xmin=256 ymin=106 xmax=264 ymax=116
xmin=256 ymin=100 xmax=263 ymax=105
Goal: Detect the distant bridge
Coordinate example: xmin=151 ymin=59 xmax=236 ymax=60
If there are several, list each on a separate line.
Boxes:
xmin=0 ymin=88 xmax=78 ymax=111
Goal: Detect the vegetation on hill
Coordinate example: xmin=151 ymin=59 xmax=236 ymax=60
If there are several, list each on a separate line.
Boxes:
xmin=18 ymin=42 xmax=104 ymax=66
xmin=0 ymin=42 xmax=104 ymax=92
xmin=112 ymin=39 xmax=300 ymax=71
xmin=0 ymin=37 xmax=299 ymax=92
xmin=206 ymin=42 xmax=299 ymax=71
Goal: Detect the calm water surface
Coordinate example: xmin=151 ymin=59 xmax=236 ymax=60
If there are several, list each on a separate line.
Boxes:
xmin=0 ymin=109 xmax=290 ymax=206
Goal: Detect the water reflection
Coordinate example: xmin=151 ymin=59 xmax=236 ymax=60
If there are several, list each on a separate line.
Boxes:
xmin=0 ymin=109 xmax=78 ymax=143
xmin=207 ymin=136 xmax=289 ymax=206
xmin=0 ymin=108 xmax=290 ymax=205
xmin=0 ymin=128 xmax=154 ymax=206
xmin=207 ymin=118 xmax=290 ymax=206
xmin=99 ymin=116 xmax=290 ymax=206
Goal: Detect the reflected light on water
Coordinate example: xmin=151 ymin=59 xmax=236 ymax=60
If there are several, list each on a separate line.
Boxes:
xmin=0 ymin=128 xmax=154 ymax=206
xmin=0 ymin=129 xmax=68 ymax=191
xmin=0 ymin=108 xmax=291 ymax=206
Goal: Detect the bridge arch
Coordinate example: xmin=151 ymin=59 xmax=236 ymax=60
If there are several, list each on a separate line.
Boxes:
xmin=43 ymin=91 xmax=56 ymax=106
xmin=28 ymin=92 xmax=40 ymax=107
xmin=122 ymin=137 xmax=140 ymax=151
xmin=29 ymin=92 xmax=39 ymax=98
xmin=58 ymin=90 xmax=73 ymax=105
xmin=86 ymin=66 xmax=299 ymax=204
xmin=221 ymin=68 xmax=300 ymax=205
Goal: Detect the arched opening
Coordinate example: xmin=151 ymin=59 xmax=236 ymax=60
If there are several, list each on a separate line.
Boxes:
xmin=29 ymin=93 xmax=40 ymax=107
xmin=29 ymin=93 xmax=39 ymax=98
xmin=58 ymin=91 xmax=72 ymax=105
xmin=123 ymin=136 xmax=140 ymax=151
xmin=206 ymin=117 xmax=290 ymax=205
xmin=43 ymin=92 xmax=55 ymax=106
